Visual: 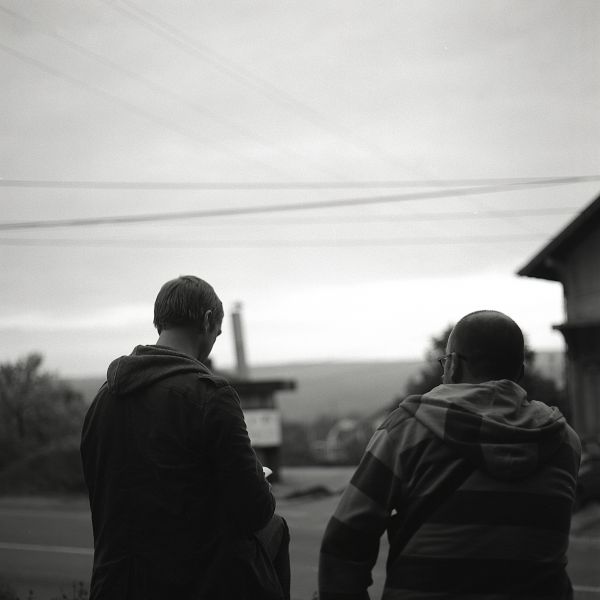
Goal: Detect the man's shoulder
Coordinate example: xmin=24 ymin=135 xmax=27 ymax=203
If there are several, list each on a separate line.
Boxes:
xmin=195 ymin=369 xmax=231 ymax=389
xmin=377 ymin=395 xmax=423 ymax=432
xmin=94 ymin=360 xmax=236 ymax=404
xmin=171 ymin=369 xmax=237 ymax=405
xmin=189 ymin=371 xmax=246 ymax=410
xmin=564 ymin=422 xmax=583 ymax=457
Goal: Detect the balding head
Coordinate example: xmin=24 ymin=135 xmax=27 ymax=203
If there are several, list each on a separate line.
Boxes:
xmin=445 ymin=310 xmax=525 ymax=383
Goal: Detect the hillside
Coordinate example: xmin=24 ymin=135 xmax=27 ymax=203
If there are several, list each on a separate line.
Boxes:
xmin=241 ymin=360 xmax=423 ymax=422
xmin=67 ymin=351 xmax=563 ymax=424
xmin=68 ymin=376 xmax=105 ymax=404
xmin=67 ymin=359 xmax=424 ymax=423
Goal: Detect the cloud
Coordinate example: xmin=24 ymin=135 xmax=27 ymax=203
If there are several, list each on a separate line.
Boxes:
xmin=229 ymin=271 xmax=565 ymax=366
xmin=0 ymin=271 xmax=565 ymax=376
xmin=0 ymin=304 xmax=151 ymax=331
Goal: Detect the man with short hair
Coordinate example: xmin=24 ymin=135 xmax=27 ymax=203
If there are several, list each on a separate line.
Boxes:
xmin=319 ymin=310 xmax=581 ymax=599
xmin=81 ymin=275 xmax=289 ymax=600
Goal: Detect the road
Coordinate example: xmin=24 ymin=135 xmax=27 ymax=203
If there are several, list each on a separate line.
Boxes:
xmin=0 ymin=469 xmax=599 ymax=600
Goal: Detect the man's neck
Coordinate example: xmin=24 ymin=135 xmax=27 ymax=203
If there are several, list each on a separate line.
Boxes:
xmin=156 ymin=328 xmax=198 ymax=359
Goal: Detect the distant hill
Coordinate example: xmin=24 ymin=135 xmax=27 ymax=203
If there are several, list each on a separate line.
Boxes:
xmin=66 ymin=351 xmax=564 ymax=424
xmin=68 ymin=376 xmax=105 ymax=403
xmin=246 ymin=351 xmax=564 ymax=421
xmin=241 ymin=360 xmax=424 ymax=422
xmin=66 ymin=360 xmax=424 ymax=423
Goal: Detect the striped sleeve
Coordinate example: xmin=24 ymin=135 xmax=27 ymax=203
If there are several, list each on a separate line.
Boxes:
xmin=319 ymin=416 xmax=411 ymax=600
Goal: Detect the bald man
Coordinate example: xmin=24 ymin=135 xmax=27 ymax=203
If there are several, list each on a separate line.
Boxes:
xmin=319 ymin=310 xmax=581 ymax=600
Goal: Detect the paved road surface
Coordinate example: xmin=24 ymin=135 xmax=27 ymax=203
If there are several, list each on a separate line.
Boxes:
xmin=0 ymin=468 xmax=598 ymax=600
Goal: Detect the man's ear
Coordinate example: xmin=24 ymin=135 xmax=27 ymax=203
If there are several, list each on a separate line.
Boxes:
xmin=202 ymin=310 xmax=213 ymax=332
xmin=449 ymin=353 xmax=462 ymax=384
xmin=517 ymin=363 xmax=525 ymax=382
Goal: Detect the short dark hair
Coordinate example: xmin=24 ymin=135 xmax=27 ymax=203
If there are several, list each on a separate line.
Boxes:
xmin=449 ymin=310 xmax=524 ymax=381
xmin=153 ymin=276 xmax=224 ymax=334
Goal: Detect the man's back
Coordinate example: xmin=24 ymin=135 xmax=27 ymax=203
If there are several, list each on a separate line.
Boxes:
xmin=319 ymin=380 xmax=581 ymax=599
xmin=81 ymin=344 xmax=275 ymax=600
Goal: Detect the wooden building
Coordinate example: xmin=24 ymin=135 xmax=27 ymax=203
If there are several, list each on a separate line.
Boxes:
xmin=518 ymin=194 xmax=600 ymax=438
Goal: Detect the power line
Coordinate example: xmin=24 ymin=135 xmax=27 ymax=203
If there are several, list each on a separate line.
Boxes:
xmin=0 ymin=42 xmax=287 ymax=177
xmin=1 ymin=176 xmax=598 ymax=191
xmin=0 ymin=4 xmax=339 ymax=180
xmin=0 ymin=234 xmax=548 ymax=248
xmin=102 ymin=0 xmax=417 ymax=174
xmin=0 ymin=177 xmax=592 ymax=231
xmin=0 ymin=204 xmax=580 ymax=225
xmin=142 ymin=206 xmax=580 ymax=225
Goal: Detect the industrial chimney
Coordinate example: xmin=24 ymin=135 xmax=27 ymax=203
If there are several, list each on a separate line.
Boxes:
xmin=228 ymin=301 xmax=296 ymax=482
xmin=231 ymin=302 xmax=249 ymax=378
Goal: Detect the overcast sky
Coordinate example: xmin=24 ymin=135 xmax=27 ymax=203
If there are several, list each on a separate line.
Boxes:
xmin=1 ymin=0 xmax=599 ymax=376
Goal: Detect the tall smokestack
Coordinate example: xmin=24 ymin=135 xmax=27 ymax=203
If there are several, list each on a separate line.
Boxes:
xmin=231 ymin=302 xmax=249 ymax=378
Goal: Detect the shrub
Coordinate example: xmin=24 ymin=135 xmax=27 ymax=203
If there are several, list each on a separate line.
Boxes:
xmin=0 ymin=436 xmax=85 ymax=495
xmin=0 ymin=354 xmax=87 ymax=495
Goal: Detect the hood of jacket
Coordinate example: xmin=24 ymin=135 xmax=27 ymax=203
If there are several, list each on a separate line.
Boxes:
xmin=400 ymin=379 xmax=568 ymax=480
xmin=106 ymin=344 xmax=212 ymax=396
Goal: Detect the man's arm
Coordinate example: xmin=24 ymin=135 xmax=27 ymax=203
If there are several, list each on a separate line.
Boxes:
xmin=205 ymin=385 xmax=275 ymax=533
xmin=319 ymin=422 xmax=405 ymax=600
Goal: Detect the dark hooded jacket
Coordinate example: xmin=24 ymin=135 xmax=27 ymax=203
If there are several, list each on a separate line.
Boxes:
xmin=319 ymin=380 xmax=581 ymax=600
xmin=81 ymin=345 xmax=275 ymax=600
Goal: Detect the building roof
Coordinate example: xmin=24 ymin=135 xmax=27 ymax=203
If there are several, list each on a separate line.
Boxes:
xmin=517 ymin=194 xmax=600 ymax=281
xmin=553 ymin=320 xmax=600 ymax=331
xmin=228 ymin=377 xmax=296 ymax=396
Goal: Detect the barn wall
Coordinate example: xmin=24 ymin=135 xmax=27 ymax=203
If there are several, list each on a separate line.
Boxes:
xmin=563 ymin=228 xmax=600 ymax=322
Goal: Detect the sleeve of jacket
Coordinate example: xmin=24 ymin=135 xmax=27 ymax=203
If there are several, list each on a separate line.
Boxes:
xmin=319 ymin=420 xmax=406 ymax=600
xmin=204 ymin=384 xmax=275 ymax=533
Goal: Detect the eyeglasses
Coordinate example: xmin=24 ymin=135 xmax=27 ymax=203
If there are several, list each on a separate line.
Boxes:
xmin=437 ymin=352 xmax=468 ymax=368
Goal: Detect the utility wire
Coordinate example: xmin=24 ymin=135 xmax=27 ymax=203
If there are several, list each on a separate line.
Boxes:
xmin=2 ymin=176 xmax=598 ymax=190
xmin=103 ymin=0 xmax=417 ymax=174
xmin=115 ymin=206 xmax=581 ymax=225
xmin=0 ymin=177 xmax=592 ymax=231
xmin=0 ymin=234 xmax=547 ymax=248
xmin=0 ymin=42 xmax=287 ymax=177
xmin=0 ymin=4 xmax=339 ymax=180
xmin=0 ymin=202 xmax=580 ymax=228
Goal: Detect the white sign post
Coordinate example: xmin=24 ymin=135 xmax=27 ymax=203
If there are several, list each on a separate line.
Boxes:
xmin=244 ymin=409 xmax=282 ymax=447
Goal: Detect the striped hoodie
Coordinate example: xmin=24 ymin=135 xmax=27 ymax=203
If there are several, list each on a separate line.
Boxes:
xmin=319 ymin=380 xmax=581 ymax=600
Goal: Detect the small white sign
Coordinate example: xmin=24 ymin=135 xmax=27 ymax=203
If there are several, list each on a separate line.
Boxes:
xmin=244 ymin=409 xmax=282 ymax=447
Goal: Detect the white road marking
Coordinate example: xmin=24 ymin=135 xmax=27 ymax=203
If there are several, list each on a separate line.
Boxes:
xmin=278 ymin=509 xmax=309 ymax=518
xmin=0 ymin=542 xmax=93 ymax=555
xmin=0 ymin=509 xmax=89 ymax=520
xmin=0 ymin=543 xmax=597 ymax=594
xmin=573 ymin=585 xmax=600 ymax=593
xmin=570 ymin=535 xmax=600 ymax=547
